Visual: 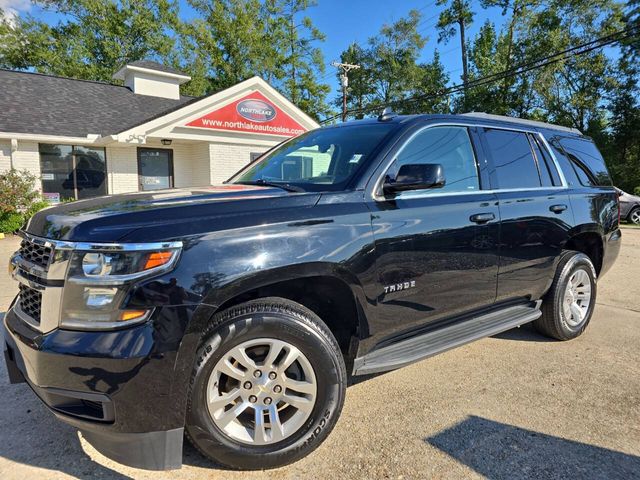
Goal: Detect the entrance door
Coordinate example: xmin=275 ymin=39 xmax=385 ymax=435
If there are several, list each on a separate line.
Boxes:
xmin=138 ymin=148 xmax=174 ymax=191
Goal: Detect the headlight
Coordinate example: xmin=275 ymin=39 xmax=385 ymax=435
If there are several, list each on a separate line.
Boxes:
xmin=60 ymin=242 xmax=181 ymax=330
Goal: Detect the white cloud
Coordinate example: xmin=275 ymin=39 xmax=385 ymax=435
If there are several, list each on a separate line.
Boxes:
xmin=0 ymin=0 xmax=32 ymax=24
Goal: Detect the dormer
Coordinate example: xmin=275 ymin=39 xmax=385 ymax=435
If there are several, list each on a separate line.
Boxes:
xmin=112 ymin=60 xmax=191 ymax=100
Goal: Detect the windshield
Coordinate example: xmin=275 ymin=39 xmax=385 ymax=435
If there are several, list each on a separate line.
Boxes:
xmin=230 ymin=123 xmax=397 ymax=192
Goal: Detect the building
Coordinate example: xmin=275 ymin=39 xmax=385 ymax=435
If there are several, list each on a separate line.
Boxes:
xmin=0 ymin=60 xmax=319 ymax=202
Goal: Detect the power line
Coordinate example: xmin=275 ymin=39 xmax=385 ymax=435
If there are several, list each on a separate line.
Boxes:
xmin=320 ymin=26 xmax=638 ymax=124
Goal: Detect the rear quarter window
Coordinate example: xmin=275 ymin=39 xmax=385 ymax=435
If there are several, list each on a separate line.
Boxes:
xmin=557 ymin=137 xmax=612 ymax=187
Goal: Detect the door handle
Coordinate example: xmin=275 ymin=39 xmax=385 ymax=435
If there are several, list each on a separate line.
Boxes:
xmin=549 ymin=204 xmax=568 ymax=214
xmin=470 ymin=212 xmax=495 ymax=224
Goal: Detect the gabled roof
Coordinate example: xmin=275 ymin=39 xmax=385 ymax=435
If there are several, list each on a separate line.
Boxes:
xmin=0 ymin=69 xmax=193 ymax=138
xmin=125 ymin=60 xmax=186 ymax=77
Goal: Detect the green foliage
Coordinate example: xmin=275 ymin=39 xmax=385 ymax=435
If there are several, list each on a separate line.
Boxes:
xmin=1 ymin=0 xmax=180 ymax=82
xmin=180 ymin=0 xmax=330 ymax=119
xmin=634 ymin=187 xmax=640 ymax=196
xmin=0 ymin=169 xmax=39 ymax=215
xmin=0 ymin=213 xmax=25 ymax=234
xmin=27 ymin=200 xmax=51 ymax=218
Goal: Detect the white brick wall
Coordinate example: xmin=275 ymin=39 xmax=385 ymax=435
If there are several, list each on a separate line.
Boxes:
xmin=0 ymin=141 xmax=10 ymax=171
xmin=209 ymin=142 xmax=271 ymax=184
xmin=106 ymin=145 xmax=139 ymax=194
xmin=10 ymin=141 xmax=41 ymax=191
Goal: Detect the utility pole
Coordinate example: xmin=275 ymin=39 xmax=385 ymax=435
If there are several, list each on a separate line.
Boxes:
xmin=331 ymin=61 xmax=361 ymax=122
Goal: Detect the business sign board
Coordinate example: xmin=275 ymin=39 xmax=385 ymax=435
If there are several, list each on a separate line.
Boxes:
xmin=185 ymin=91 xmax=307 ymax=137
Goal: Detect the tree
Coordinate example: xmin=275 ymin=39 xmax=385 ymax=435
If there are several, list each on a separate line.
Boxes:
xmin=181 ymin=0 xmax=330 ymax=119
xmin=1 ymin=0 xmax=180 ymax=81
xmin=406 ymin=51 xmax=450 ymax=114
xmin=367 ymin=10 xmax=427 ymax=112
xmin=436 ymin=0 xmax=473 ymax=108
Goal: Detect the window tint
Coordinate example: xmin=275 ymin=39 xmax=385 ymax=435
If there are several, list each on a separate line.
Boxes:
xmin=390 ymin=126 xmax=479 ymax=195
xmin=528 ymin=134 xmax=554 ymax=187
xmin=39 ymin=144 xmax=107 ymax=201
xmin=483 ymin=129 xmax=540 ymax=189
xmin=548 ymin=138 xmax=580 ymax=187
xmin=558 ymin=137 xmax=611 ymax=186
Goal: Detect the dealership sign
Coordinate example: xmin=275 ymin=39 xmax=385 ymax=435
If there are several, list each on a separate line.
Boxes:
xmin=185 ymin=91 xmax=307 ymax=137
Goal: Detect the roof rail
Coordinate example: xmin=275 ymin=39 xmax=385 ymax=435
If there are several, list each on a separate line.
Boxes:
xmin=460 ymin=112 xmax=582 ymax=135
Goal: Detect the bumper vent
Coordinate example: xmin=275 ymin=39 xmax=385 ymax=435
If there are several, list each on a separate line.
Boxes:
xmin=19 ymin=238 xmax=53 ymax=269
xmin=18 ymin=284 xmax=42 ymax=324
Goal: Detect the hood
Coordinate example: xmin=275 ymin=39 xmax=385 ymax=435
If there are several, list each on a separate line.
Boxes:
xmin=25 ymin=185 xmax=321 ymax=242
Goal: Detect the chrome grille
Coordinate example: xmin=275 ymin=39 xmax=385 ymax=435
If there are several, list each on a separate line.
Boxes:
xmin=19 ymin=238 xmax=53 ymax=269
xmin=18 ymin=284 xmax=42 ymax=324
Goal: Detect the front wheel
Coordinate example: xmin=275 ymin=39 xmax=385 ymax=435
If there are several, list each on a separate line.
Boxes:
xmin=534 ymin=251 xmax=597 ymax=340
xmin=186 ymin=298 xmax=346 ymax=470
xmin=629 ymin=207 xmax=640 ymax=225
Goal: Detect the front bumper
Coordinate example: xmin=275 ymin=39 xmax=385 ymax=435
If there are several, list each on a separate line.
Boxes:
xmin=2 ymin=307 xmax=188 ymax=470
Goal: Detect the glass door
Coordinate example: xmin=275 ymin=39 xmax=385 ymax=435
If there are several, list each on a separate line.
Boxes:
xmin=138 ymin=148 xmax=174 ymax=191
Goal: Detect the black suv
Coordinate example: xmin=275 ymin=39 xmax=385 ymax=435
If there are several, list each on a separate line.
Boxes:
xmin=3 ymin=112 xmax=621 ymax=471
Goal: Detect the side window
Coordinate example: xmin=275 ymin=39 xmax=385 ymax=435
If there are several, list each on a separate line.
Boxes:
xmin=528 ymin=134 xmax=557 ymax=187
xmin=548 ymin=137 xmax=580 ymax=187
xmin=389 ymin=126 xmax=479 ymax=195
xmin=483 ymin=129 xmax=541 ymax=189
xmin=558 ymin=137 xmax=612 ymax=186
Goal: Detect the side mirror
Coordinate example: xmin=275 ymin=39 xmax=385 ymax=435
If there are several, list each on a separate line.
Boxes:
xmin=383 ymin=163 xmax=446 ymax=195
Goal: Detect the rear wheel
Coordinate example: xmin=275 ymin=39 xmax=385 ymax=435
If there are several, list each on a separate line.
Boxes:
xmin=534 ymin=251 xmax=597 ymax=340
xmin=186 ymin=297 xmax=346 ymax=470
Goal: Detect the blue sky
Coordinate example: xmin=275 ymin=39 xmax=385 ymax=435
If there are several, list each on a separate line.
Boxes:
xmin=4 ymin=0 xmax=515 ymax=99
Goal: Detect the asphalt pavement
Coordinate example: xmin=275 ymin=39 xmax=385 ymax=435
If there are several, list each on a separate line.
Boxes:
xmin=0 ymin=228 xmax=638 ymax=479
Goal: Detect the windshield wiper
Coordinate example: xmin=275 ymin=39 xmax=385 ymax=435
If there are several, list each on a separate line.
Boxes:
xmin=235 ymin=179 xmax=305 ymax=193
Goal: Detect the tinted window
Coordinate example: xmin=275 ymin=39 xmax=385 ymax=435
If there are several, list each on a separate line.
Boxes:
xmin=483 ymin=129 xmax=540 ymax=189
xmin=231 ymin=124 xmax=397 ymax=192
xmin=548 ymin=137 xmax=580 ymax=187
xmin=528 ymin=134 xmax=554 ymax=187
xmin=389 ymin=126 xmax=479 ymax=195
xmin=39 ymin=144 xmax=107 ymax=201
xmin=558 ymin=137 xmax=611 ymax=186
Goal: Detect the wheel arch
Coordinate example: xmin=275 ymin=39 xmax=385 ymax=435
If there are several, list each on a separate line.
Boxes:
xmin=564 ymin=229 xmax=604 ymax=275
xmin=198 ymin=263 xmax=368 ymax=357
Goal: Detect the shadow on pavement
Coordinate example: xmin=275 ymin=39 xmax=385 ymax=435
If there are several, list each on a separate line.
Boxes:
xmin=493 ymin=323 xmax=556 ymax=342
xmin=425 ymin=415 xmax=640 ymax=480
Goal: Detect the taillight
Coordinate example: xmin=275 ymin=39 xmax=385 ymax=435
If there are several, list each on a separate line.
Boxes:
xmin=617 ymin=194 xmax=621 ymax=225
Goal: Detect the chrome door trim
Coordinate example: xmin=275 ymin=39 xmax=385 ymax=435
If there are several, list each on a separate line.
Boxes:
xmin=370 ymin=121 xmax=569 ymax=202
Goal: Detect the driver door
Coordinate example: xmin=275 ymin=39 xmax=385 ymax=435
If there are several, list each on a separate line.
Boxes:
xmin=367 ymin=125 xmax=500 ymax=341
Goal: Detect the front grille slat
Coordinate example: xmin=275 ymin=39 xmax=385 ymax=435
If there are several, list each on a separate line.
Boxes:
xmin=19 ymin=238 xmax=53 ymax=269
xmin=18 ymin=284 xmax=42 ymax=324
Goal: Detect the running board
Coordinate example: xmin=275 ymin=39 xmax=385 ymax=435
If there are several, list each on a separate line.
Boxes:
xmin=353 ymin=301 xmax=542 ymax=376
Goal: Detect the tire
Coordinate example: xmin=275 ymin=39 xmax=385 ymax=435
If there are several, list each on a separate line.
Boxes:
xmin=629 ymin=207 xmax=640 ymax=225
xmin=534 ymin=251 xmax=597 ymax=340
xmin=185 ymin=297 xmax=347 ymax=470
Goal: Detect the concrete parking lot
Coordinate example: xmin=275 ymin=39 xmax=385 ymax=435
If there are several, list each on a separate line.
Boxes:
xmin=1 ymin=229 xmax=638 ymax=479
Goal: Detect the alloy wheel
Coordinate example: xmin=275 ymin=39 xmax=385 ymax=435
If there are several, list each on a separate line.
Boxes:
xmin=562 ymin=268 xmax=592 ymax=327
xmin=206 ymin=338 xmax=317 ymax=445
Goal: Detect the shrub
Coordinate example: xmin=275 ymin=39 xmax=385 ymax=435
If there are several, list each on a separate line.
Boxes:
xmin=0 ymin=169 xmax=39 ymax=215
xmin=634 ymin=186 xmax=640 ymax=196
xmin=0 ymin=212 xmax=25 ymax=234
xmin=26 ymin=200 xmax=51 ymax=218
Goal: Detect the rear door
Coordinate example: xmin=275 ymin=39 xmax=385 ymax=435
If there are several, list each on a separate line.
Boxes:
xmin=479 ymin=127 xmax=573 ymax=303
xmin=367 ymin=124 xmax=500 ymax=341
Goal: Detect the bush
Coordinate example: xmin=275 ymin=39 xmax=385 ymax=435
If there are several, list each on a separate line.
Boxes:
xmin=634 ymin=186 xmax=640 ymax=196
xmin=0 ymin=212 xmax=25 ymax=234
xmin=0 ymin=169 xmax=39 ymax=215
xmin=26 ymin=200 xmax=51 ymax=218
